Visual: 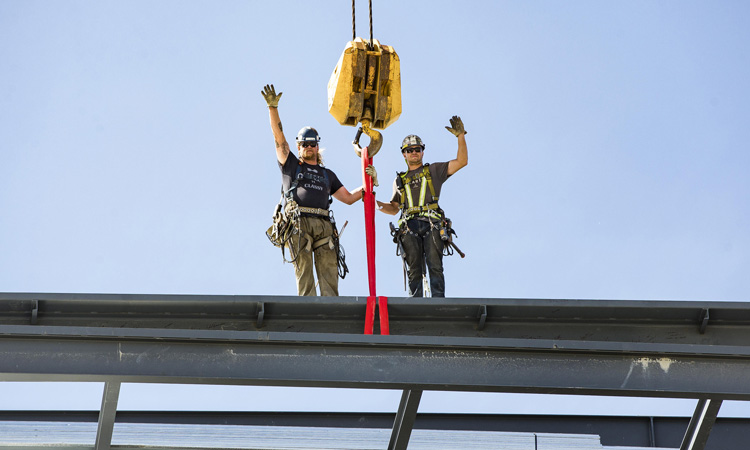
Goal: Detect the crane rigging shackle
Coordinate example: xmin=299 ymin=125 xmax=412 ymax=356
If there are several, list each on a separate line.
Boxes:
xmin=327 ymin=37 xmax=401 ymax=131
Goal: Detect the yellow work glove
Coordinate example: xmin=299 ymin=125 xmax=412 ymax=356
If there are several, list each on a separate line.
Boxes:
xmin=261 ymin=84 xmax=282 ymax=108
xmin=365 ymin=164 xmax=379 ymax=187
xmin=445 ymin=115 xmax=467 ymax=137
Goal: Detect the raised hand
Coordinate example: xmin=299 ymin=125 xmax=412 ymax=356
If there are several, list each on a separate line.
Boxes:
xmin=261 ymin=84 xmax=283 ymax=108
xmin=445 ymin=115 xmax=467 ymax=136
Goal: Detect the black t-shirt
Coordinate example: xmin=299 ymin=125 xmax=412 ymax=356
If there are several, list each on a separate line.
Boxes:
xmin=279 ymin=153 xmax=343 ymax=210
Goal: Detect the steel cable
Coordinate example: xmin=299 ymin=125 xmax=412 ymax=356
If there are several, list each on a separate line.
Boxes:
xmin=351 ymin=0 xmax=375 ymax=47
xmin=369 ymin=0 xmax=373 ymax=48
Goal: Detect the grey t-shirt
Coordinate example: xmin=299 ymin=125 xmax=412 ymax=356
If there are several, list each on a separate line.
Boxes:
xmin=390 ymin=162 xmax=450 ymax=219
xmin=280 ymin=153 xmax=343 ymax=210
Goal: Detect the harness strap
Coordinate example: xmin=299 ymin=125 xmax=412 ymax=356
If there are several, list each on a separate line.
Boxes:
xmin=283 ymin=165 xmax=302 ymax=201
xmin=398 ymin=164 xmax=443 ymax=223
xmin=297 ymin=230 xmax=335 ymax=254
xmin=312 ymin=236 xmax=333 ymax=250
xmin=421 ymin=165 xmax=437 ymax=200
xmin=403 ymin=179 xmax=414 ymax=209
xmin=404 ymin=203 xmax=440 ymax=215
xmin=399 ymin=165 xmax=437 ymax=202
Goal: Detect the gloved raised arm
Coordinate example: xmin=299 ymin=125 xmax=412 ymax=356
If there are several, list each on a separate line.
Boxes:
xmin=261 ymin=84 xmax=282 ymax=108
xmin=446 ymin=115 xmax=468 ymax=176
xmin=445 ymin=115 xmax=467 ymax=137
xmin=262 ymin=84 xmax=290 ymax=164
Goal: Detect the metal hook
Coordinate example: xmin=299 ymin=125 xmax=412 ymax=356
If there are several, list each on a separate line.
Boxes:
xmin=352 ymin=123 xmax=383 ymax=158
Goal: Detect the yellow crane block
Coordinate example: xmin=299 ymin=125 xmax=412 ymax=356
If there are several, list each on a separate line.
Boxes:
xmin=327 ymin=37 xmax=401 ymax=130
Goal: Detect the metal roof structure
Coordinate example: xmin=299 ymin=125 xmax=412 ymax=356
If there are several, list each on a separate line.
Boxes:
xmin=2 ymin=292 xmax=749 ymax=449
xmin=0 ymin=421 xmax=647 ymax=450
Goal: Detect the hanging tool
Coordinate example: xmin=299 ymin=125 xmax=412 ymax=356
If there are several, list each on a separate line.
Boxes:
xmin=389 ymin=222 xmax=408 ymax=291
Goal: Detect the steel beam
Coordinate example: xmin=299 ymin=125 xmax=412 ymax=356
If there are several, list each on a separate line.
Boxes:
xmin=387 ymin=390 xmax=422 ymax=450
xmin=679 ymin=398 xmax=722 ymax=450
xmin=3 ymin=293 xmax=750 ymax=345
xmin=2 ymin=325 xmax=750 ymax=399
xmin=94 ymin=382 xmax=120 ymax=450
xmin=3 ymin=293 xmax=749 ymax=450
xmin=3 ymin=293 xmax=750 ymax=401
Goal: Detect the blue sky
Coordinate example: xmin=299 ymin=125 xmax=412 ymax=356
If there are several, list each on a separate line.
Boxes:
xmin=2 ymin=0 xmax=750 ymax=416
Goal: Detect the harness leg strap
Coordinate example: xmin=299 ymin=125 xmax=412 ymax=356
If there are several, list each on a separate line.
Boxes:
xmin=312 ymin=236 xmax=333 ymax=250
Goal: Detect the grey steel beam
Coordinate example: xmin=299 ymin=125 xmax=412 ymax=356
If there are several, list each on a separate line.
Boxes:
xmin=387 ymin=390 xmax=422 ymax=450
xmin=3 ymin=293 xmax=750 ymax=346
xmin=94 ymin=382 xmax=120 ymax=450
xmin=3 ymin=293 xmax=750 ymax=403
xmin=679 ymin=398 xmax=722 ymax=450
xmin=3 ymin=325 xmax=750 ymax=399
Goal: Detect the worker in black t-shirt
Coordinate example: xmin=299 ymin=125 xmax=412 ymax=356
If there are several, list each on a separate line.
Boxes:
xmin=262 ymin=84 xmax=377 ymax=296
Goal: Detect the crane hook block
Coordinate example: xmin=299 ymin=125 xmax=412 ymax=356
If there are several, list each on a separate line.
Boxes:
xmin=327 ymin=37 xmax=401 ymax=130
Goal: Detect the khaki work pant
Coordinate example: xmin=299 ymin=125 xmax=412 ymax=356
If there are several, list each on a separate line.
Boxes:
xmin=287 ymin=216 xmax=339 ymax=296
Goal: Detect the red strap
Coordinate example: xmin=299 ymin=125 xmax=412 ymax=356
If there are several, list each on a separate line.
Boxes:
xmin=364 ymin=296 xmax=376 ymax=335
xmin=363 ymin=296 xmax=389 ymax=335
xmin=362 ymin=147 xmax=377 ymax=297
xmin=361 ymin=146 xmax=389 ymax=334
xmin=378 ymin=296 xmax=389 ymax=335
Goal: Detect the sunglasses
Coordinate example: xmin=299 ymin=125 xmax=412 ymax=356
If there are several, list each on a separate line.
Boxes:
xmin=300 ymin=142 xmax=318 ymax=148
xmin=402 ymin=147 xmax=422 ymax=154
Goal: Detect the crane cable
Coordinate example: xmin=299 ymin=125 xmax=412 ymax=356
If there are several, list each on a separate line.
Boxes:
xmin=352 ymin=0 xmax=374 ymax=49
xmin=350 ymin=0 xmax=380 ymax=154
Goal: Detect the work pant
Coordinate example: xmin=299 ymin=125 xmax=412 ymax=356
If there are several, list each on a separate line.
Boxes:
xmin=400 ymin=219 xmax=445 ymax=297
xmin=288 ymin=215 xmax=339 ymax=297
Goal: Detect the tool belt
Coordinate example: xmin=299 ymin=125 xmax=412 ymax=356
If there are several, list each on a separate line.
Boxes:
xmin=266 ymin=200 xmax=349 ymax=278
xmin=266 ymin=199 xmax=299 ymax=253
xmin=391 ymin=217 xmax=465 ymax=259
xmin=297 ymin=206 xmax=330 ymax=217
xmin=397 ymin=202 xmax=443 ymax=227
xmin=388 ymin=217 xmax=464 ymax=293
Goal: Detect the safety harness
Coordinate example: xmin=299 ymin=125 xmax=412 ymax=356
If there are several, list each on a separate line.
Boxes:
xmin=396 ymin=164 xmax=443 ymax=225
xmin=266 ymin=163 xmax=348 ymax=278
xmin=389 ymin=163 xmax=465 ymax=292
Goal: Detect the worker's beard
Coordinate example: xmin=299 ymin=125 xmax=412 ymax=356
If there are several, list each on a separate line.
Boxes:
xmin=300 ymin=148 xmax=322 ymax=164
